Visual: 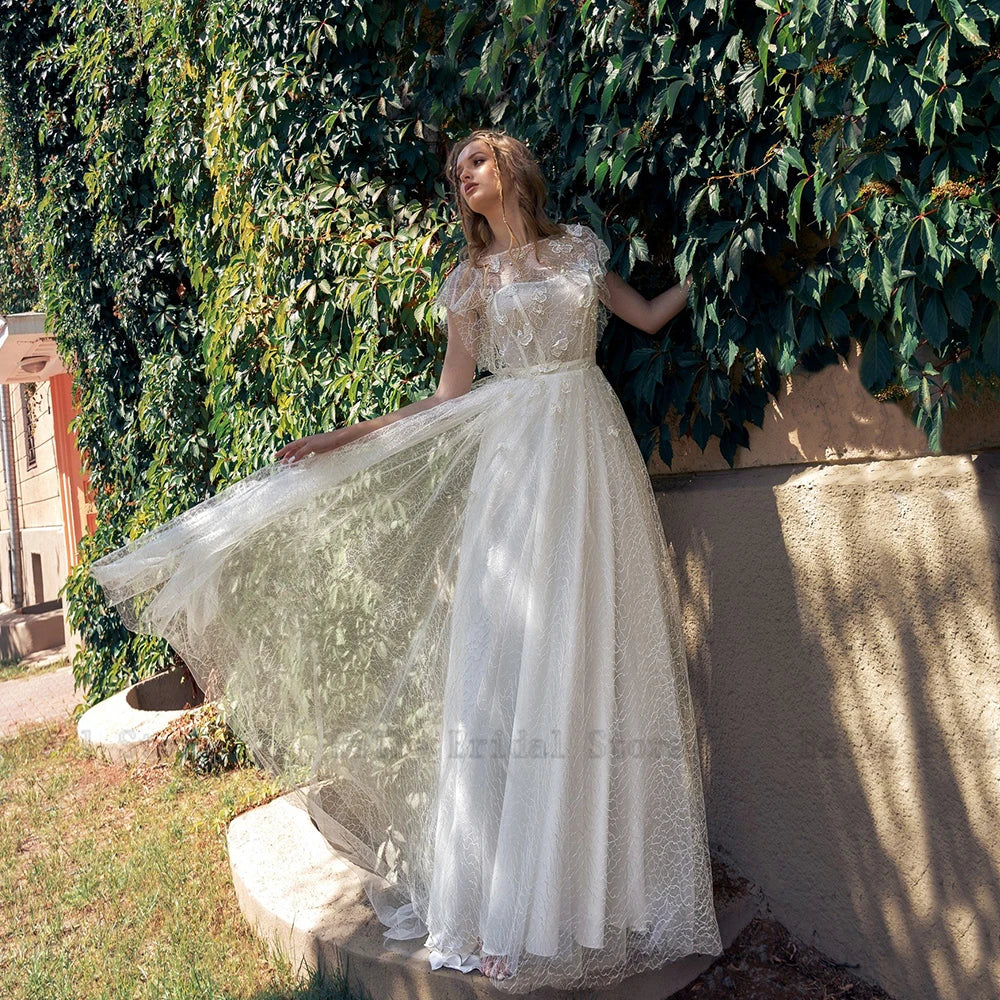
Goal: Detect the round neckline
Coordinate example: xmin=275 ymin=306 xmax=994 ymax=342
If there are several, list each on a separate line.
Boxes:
xmin=477 ymin=227 xmax=570 ymax=263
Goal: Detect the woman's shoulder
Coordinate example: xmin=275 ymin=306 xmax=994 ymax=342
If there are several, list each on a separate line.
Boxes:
xmin=435 ymin=255 xmax=480 ymax=314
xmin=554 ymin=222 xmax=610 ymax=268
xmin=556 ymin=221 xmax=608 ymax=256
xmin=442 ymin=253 xmax=477 ymax=283
xmin=555 ymin=221 xmax=599 ymax=241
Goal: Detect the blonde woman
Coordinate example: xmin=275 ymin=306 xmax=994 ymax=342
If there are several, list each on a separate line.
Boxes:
xmin=92 ymin=128 xmax=721 ymax=992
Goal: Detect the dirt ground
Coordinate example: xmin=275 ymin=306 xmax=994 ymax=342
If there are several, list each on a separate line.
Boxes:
xmin=676 ymin=860 xmax=897 ymax=1000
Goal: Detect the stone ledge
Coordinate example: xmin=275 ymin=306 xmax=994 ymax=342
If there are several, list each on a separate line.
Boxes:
xmin=0 ymin=605 xmax=65 ymax=660
xmin=228 ymin=791 xmax=760 ymax=1000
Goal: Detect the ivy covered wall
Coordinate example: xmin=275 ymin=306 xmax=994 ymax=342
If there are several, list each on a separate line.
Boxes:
xmin=0 ymin=0 xmax=997 ymax=699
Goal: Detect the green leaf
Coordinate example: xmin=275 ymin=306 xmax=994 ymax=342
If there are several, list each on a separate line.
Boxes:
xmin=655 ymin=78 xmax=687 ymax=120
xmin=777 ymin=337 xmax=796 ymax=374
xmin=821 ymin=305 xmax=849 ymax=339
xmin=737 ymin=69 xmax=764 ymax=119
xmin=816 ymin=180 xmax=839 ymax=231
xmin=786 ymin=87 xmax=803 ymax=139
xmin=789 ymin=177 xmax=808 ymax=243
xmin=982 ymin=309 xmax=1000 ymax=371
xmin=920 ymin=217 xmax=938 ymax=258
xmin=657 ymin=426 xmax=673 ymax=467
xmin=686 ymin=185 xmax=709 ymax=224
xmin=610 ymin=154 xmax=627 ymax=188
xmin=916 ymin=91 xmax=938 ymax=149
xmin=859 ymin=331 xmax=893 ymax=389
xmin=697 ymin=371 xmax=712 ymax=414
xmin=889 ymin=90 xmax=916 ymax=132
xmin=927 ymin=406 xmax=943 ymax=452
xmin=869 ymin=0 xmax=887 ymax=40
xmin=783 ymin=146 xmax=808 ymax=174
xmin=955 ymin=14 xmax=986 ymax=46
xmin=944 ymin=285 xmax=972 ymax=329
xmin=921 ymin=291 xmax=948 ymax=346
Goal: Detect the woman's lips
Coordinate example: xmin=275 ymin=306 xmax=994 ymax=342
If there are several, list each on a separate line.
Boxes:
xmin=464 ymin=183 xmax=478 ymax=195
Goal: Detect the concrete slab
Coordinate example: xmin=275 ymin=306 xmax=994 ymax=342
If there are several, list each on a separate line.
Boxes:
xmin=228 ymin=792 xmax=760 ymax=999
xmin=18 ymin=644 xmax=71 ymax=672
xmin=0 ymin=606 xmax=66 ymax=660
xmin=76 ymin=665 xmax=203 ymax=766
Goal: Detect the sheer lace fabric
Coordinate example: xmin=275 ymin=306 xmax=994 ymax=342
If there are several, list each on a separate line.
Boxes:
xmin=90 ymin=222 xmax=722 ymax=993
xmin=436 ymin=222 xmax=614 ymax=375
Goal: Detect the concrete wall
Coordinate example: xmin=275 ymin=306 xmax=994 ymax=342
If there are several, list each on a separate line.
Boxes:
xmin=0 ymin=380 xmax=67 ymax=610
xmin=652 ymin=339 xmax=1000 ymax=1000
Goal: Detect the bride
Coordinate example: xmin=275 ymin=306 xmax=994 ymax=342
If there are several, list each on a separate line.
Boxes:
xmin=91 ymin=127 xmax=723 ymax=993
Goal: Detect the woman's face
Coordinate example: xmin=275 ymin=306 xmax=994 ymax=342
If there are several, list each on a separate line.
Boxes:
xmin=455 ymin=139 xmax=501 ymax=215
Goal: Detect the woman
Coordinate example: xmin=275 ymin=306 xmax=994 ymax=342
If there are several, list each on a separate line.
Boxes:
xmin=91 ymin=128 xmax=723 ymax=992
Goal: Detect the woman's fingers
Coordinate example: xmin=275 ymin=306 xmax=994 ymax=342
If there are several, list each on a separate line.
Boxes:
xmin=275 ymin=437 xmax=313 ymax=464
xmin=275 ymin=431 xmax=336 ymax=465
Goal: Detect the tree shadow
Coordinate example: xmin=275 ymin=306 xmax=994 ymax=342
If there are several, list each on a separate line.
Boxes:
xmin=245 ymin=953 xmax=378 ymax=1000
xmin=656 ymin=450 xmax=1000 ymax=1000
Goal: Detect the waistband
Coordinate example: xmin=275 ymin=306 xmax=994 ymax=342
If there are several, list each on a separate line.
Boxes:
xmin=494 ymin=357 xmax=598 ymax=378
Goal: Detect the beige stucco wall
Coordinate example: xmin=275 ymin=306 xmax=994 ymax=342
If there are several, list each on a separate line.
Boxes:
xmin=652 ymin=337 xmax=1000 ymax=474
xmin=652 ymin=339 xmax=1000 ymax=1000
xmin=0 ymin=380 xmax=67 ymax=609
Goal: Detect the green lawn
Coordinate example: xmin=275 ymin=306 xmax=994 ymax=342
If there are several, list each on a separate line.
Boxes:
xmin=0 ymin=719 xmax=370 ymax=1000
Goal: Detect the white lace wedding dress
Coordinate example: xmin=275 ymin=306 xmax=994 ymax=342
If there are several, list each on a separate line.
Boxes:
xmin=90 ymin=222 xmax=723 ymax=993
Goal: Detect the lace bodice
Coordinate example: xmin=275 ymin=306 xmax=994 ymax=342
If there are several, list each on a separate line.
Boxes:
xmin=434 ymin=223 xmax=613 ymax=374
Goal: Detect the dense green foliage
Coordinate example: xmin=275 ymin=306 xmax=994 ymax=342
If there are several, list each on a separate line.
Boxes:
xmin=0 ymin=0 xmax=997 ymax=698
xmin=158 ymin=700 xmax=255 ymax=776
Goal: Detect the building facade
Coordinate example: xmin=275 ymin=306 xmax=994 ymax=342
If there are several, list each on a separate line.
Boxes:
xmin=0 ymin=312 xmax=92 ymax=653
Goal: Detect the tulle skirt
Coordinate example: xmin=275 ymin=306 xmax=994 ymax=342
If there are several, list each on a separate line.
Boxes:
xmin=90 ymin=356 xmax=723 ymax=993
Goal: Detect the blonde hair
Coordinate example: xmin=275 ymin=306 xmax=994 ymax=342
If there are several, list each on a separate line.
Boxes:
xmin=444 ymin=129 xmax=563 ymax=266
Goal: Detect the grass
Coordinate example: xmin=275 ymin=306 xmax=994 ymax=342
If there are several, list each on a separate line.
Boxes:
xmin=0 ymin=718 xmax=371 ymax=1000
xmin=0 ymin=716 xmax=900 ymax=1000
xmin=0 ymin=651 xmax=71 ymax=683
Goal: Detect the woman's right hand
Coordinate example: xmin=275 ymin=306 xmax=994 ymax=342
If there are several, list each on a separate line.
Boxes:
xmin=274 ymin=427 xmax=355 ymax=466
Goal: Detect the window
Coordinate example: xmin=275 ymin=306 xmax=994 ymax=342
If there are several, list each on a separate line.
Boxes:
xmin=20 ymin=384 xmax=36 ymax=470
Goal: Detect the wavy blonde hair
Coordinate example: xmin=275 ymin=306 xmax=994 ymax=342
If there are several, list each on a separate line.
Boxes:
xmin=444 ymin=129 xmax=563 ymax=266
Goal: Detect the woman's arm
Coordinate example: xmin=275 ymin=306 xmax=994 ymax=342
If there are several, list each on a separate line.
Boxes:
xmin=274 ymin=309 xmax=477 ymax=465
xmin=603 ymin=270 xmax=692 ymax=335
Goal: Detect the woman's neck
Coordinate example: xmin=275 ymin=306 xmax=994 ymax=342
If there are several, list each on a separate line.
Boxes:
xmin=480 ymin=208 xmax=532 ymax=251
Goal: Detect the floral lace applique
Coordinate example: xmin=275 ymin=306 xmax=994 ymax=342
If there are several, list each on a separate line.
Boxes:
xmin=433 ymin=223 xmax=613 ymax=373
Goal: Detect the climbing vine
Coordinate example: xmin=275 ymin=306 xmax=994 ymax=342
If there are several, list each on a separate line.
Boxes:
xmin=0 ymin=0 xmax=997 ymax=701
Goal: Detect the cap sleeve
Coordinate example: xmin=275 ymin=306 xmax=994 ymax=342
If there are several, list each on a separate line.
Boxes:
xmin=570 ymin=224 xmax=613 ymax=311
xmin=433 ymin=260 xmax=486 ymax=365
xmin=434 ymin=260 xmax=477 ymax=315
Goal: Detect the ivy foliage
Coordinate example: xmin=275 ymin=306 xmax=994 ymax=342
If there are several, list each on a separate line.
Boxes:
xmin=0 ymin=0 xmax=997 ymax=700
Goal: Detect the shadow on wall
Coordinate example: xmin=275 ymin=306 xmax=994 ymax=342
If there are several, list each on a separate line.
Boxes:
xmin=659 ymin=451 xmax=1000 ymax=1000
